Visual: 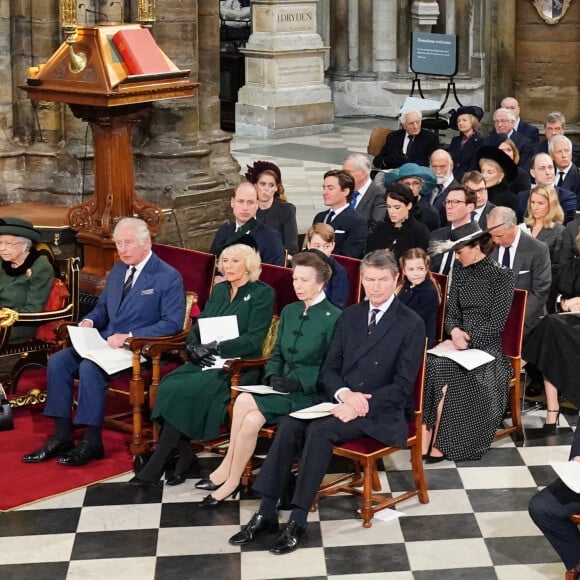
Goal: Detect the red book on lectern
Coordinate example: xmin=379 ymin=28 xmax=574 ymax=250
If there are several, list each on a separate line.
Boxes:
xmin=112 ymin=28 xmax=173 ymax=75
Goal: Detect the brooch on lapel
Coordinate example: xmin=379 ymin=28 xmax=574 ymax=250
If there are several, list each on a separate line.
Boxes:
xmin=140 ymin=288 xmax=155 ymax=295
xmin=25 ymin=269 xmax=32 ymax=278
xmin=243 ymin=294 xmax=251 ymax=302
xmin=325 ymin=311 xmax=331 ymax=316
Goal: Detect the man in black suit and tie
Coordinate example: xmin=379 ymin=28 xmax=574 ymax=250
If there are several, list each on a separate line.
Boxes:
xmin=550 ymin=135 xmax=580 ymax=205
xmin=312 ymin=170 xmax=367 ymax=259
xmin=487 ymin=206 xmax=551 ymax=335
xmin=373 ymin=109 xmax=439 ymax=170
xmin=343 ymin=153 xmax=386 ymax=232
xmin=529 ymin=424 xmax=580 ymax=577
xmin=488 ymin=107 xmax=534 ymax=170
xmin=462 ymin=171 xmax=495 ymax=229
xmin=536 ymin=111 xmax=580 ymax=166
xmin=228 ymin=250 xmax=425 ymax=554
xmin=429 ymin=185 xmax=476 ymax=274
xmin=429 ymin=149 xmax=462 ymax=226
xmin=501 ymin=97 xmax=540 ymax=144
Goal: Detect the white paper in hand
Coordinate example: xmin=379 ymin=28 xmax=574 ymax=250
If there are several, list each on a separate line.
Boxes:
xmin=550 ymin=461 xmax=580 ymax=493
xmin=198 ymin=315 xmax=239 ymax=370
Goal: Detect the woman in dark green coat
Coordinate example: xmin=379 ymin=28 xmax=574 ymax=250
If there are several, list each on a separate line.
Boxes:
xmin=196 ymin=250 xmax=341 ymax=507
xmin=130 ymin=241 xmax=275 ymax=487
xmin=0 ymin=217 xmax=53 ymax=343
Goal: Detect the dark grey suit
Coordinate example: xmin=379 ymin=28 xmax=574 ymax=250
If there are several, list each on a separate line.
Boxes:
xmin=252 ymin=298 xmax=425 ymax=513
xmin=491 ymin=233 xmax=551 ymax=334
xmin=431 ymin=178 xmax=462 ymax=226
xmin=354 ymin=181 xmax=386 ymax=232
xmin=477 ymin=202 xmax=495 ymax=230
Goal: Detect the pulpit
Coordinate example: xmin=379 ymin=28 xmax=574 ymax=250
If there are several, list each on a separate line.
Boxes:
xmin=21 ymin=23 xmax=198 ymax=294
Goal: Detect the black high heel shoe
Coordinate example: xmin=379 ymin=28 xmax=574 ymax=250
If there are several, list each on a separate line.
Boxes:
xmin=198 ymin=485 xmax=242 ymax=509
xmin=542 ymin=410 xmax=560 ymax=434
xmin=195 ymin=478 xmax=221 ymax=491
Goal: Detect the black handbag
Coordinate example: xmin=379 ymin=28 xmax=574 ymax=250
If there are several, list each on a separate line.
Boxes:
xmin=0 ymin=385 xmax=14 ymax=431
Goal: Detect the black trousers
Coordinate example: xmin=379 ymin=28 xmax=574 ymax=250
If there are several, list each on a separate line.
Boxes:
xmin=253 ymin=414 xmax=367 ymax=512
xmin=528 ymin=477 xmax=580 ymax=570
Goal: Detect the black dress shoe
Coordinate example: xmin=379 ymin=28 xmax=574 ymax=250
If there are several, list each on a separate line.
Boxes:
xmin=270 ymin=520 xmax=308 ymax=555
xmin=126 ymin=476 xmax=162 ymax=489
xmin=22 ymin=437 xmax=75 ymax=463
xmin=229 ymin=512 xmax=280 ymax=545
xmin=58 ymin=440 xmax=104 ymax=466
xmin=194 ymin=478 xmax=221 ymax=491
xmin=166 ymin=458 xmax=200 ymax=486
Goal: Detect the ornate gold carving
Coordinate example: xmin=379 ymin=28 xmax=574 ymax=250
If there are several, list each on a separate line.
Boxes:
xmin=10 ymin=388 xmax=48 ymax=407
xmin=530 ymin=0 xmax=572 ymax=24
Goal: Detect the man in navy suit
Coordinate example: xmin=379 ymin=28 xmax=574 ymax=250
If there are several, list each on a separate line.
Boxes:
xmin=501 ymin=97 xmax=540 ymax=144
xmin=550 ymin=135 xmax=580 ymax=205
xmin=536 ymin=111 xmax=580 ymax=166
xmin=23 ymin=218 xmax=186 ymax=466
xmin=488 ymin=107 xmax=534 ymax=170
xmin=529 ymin=423 xmax=580 ymax=576
xmin=312 ymin=170 xmax=367 ymax=258
xmin=373 ymin=109 xmax=439 ymax=170
xmin=229 ymin=250 xmax=425 ymax=554
xmin=210 ymin=182 xmax=285 ymax=266
xmin=462 ymin=171 xmax=495 ymax=230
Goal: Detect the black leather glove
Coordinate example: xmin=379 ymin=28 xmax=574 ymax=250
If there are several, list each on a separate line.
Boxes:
xmin=186 ymin=340 xmax=218 ymax=367
xmin=268 ymin=374 xmax=302 ymax=394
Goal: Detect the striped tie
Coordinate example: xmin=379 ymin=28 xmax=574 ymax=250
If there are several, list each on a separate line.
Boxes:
xmin=121 ymin=267 xmax=136 ymax=302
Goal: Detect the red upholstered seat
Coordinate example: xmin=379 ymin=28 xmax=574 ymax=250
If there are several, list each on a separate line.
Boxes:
xmin=258 ymin=263 xmax=294 ymax=315
xmin=331 ymin=254 xmax=361 ymax=306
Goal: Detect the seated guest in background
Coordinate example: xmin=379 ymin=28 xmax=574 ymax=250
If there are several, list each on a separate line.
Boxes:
xmin=501 ymin=96 xmax=540 ymax=144
xmin=423 ymin=222 xmax=515 ymax=462
xmin=373 ymin=109 xmax=439 ymax=170
xmin=365 ymin=183 xmax=430 ymax=259
xmin=312 ymin=170 xmax=367 ymax=259
xmin=516 ymin=153 xmax=577 ymax=224
xmin=429 ymin=186 xmax=476 ymax=275
xmin=383 ymin=163 xmax=440 ymax=231
xmin=396 ymin=247 xmax=441 ymax=347
xmin=0 ymin=217 xmax=53 ymax=343
xmin=487 ymin=107 xmax=534 ymax=169
xmin=536 ymin=111 xmax=580 ymax=166
xmin=447 ymin=105 xmax=484 ymax=182
xmin=305 ymin=223 xmax=350 ymax=309
xmin=549 ymin=135 xmax=580 ymax=202
xmin=475 ymin=145 xmax=519 ymax=212
xmin=529 ymin=425 xmax=580 ymax=579
xmin=521 ymin=184 xmax=566 ymax=313
xmin=461 ymin=171 xmax=495 ymax=229
xmin=23 ymin=218 xmax=185 ymax=466
xmin=196 ymin=251 xmax=341 ymax=507
xmin=246 ymin=161 xmax=299 ymax=256
xmin=429 ymin=149 xmax=462 ymax=226
xmin=210 ymin=182 xmax=285 ymax=267
xmin=229 ymin=250 xmax=425 ymax=554
xmin=497 ymin=137 xmax=532 ymax=196
xmin=128 ymin=241 xmax=275 ymax=487
xmin=343 ymin=153 xmax=386 ymax=232
xmin=523 ymin=231 xmax=580 ymax=431
xmin=561 ymin=216 xmax=580 ymax=264
xmin=487 ymin=206 xmax=551 ymax=335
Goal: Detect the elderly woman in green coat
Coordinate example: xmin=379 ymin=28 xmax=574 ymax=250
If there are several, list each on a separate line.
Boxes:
xmin=196 ymin=250 xmax=341 ymax=507
xmin=0 ymin=217 xmax=53 ymax=343
xmin=129 ymin=240 xmax=275 ymax=488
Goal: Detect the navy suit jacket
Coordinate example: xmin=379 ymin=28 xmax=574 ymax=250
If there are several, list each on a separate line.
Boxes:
xmin=313 ymin=208 xmax=367 ymax=259
xmin=210 ymin=220 xmax=285 ymax=266
xmin=557 ymin=164 xmax=580 ymax=204
xmin=448 ymin=132 xmax=483 ymax=181
xmin=319 ymin=298 xmax=425 ymax=447
xmin=373 ymin=128 xmax=439 ymax=170
xmin=516 ymin=120 xmax=539 ymax=144
xmin=87 ymin=253 xmax=185 ymax=339
xmin=355 ymin=181 xmax=387 ymax=232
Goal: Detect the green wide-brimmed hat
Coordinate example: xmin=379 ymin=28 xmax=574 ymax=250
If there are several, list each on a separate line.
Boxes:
xmin=0 ymin=217 xmax=40 ymax=243
xmin=383 ymin=163 xmax=437 ymax=197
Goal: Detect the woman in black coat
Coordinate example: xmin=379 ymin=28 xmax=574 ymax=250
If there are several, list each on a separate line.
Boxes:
xmin=475 ymin=146 xmax=519 ymax=213
xmin=447 ymin=106 xmax=484 ymax=182
xmin=366 ymin=183 xmax=430 ymax=259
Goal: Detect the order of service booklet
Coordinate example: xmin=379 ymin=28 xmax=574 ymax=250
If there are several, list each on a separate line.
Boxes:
xmin=198 ymin=315 xmax=239 ymax=370
xmin=427 ymin=343 xmax=495 ymax=371
xmin=68 ymin=326 xmax=139 ymax=375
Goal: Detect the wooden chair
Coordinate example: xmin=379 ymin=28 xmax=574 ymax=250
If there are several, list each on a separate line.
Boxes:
xmin=565 ymin=515 xmax=580 ymax=579
xmin=258 ymin=263 xmax=294 ymax=316
xmin=431 ymin=272 xmax=448 ymax=342
xmin=494 ymin=288 xmax=527 ymax=441
xmin=315 ymin=344 xmax=429 ymax=528
xmin=331 ymin=254 xmax=362 ymax=306
xmin=4 ymin=256 xmax=81 ymax=406
xmin=367 ymin=127 xmax=391 ymax=157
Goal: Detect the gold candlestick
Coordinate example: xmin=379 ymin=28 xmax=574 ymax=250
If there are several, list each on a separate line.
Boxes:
xmin=59 ymin=0 xmax=87 ymax=74
xmin=137 ymin=0 xmax=156 ymax=28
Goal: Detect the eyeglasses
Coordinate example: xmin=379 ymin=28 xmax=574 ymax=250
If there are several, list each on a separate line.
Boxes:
xmin=0 ymin=241 xmax=23 ymax=248
xmin=445 ymin=200 xmax=467 ymax=207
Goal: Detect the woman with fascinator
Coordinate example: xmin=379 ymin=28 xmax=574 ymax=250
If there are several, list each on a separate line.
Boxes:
xmin=246 ymin=161 xmax=299 ymax=256
xmin=422 ymin=222 xmax=515 ymax=462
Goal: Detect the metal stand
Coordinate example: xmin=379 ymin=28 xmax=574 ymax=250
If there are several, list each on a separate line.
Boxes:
xmin=410 ymin=74 xmax=463 ymax=109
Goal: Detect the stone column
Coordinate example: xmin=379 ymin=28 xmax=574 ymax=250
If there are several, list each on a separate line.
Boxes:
xmin=484 ymin=0 xmax=515 ymax=111
xmin=328 ymin=0 xmax=349 ymax=76
xmin=357 ymin=0 xmax=375 ymax=77
xmin=395 ymin=0 xmax=410 ymax=75
xmin=454 ymin=0 xmax=471 ymax=77
xmin=236 ymin=0 xmax=334 ymax=138
xmin=411 ymin=0 xmax=439 ymax=32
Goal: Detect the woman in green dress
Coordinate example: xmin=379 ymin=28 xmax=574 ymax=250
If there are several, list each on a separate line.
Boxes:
xmin=129 ymin=241 xmax=275 ymax=487
xmin=0 ymin=217 xmax=53 ymax=343
xmin=196 ymin=250 xmax=341 ymax=507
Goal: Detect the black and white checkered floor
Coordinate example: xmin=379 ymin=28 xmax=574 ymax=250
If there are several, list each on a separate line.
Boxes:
xmin=0 ymin=410 xmax=576 ymax=580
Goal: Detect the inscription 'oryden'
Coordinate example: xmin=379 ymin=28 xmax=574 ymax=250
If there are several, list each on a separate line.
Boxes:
xmin=275 ymin=8 xmax=315 ymax=32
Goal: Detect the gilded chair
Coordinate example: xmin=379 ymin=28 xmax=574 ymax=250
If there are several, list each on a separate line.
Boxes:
xmin=315 ymin=344 xmax=428 ymax=528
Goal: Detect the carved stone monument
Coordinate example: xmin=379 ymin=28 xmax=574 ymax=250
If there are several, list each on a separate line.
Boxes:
xmin=235 ymin=0 xmax=334 ymax=138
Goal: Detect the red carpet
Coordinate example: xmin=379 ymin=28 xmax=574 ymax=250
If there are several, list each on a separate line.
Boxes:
xmin=1 ymin=405 xmax=134 ymax=511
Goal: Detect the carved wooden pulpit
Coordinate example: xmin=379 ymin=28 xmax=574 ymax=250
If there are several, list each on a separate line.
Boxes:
xmin=22 ymin=24 xmax=198 ymax=293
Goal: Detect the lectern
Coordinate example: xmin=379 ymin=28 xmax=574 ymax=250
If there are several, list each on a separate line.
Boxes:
xmin=22 ymin=24 xmax=198 ymax=293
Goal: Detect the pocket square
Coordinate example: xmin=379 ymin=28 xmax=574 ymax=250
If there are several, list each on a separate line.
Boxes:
xmin=517 ymin=270 xmax=530 ymax=275
xmin=334 ymin=229 xmax=346 ymax=234
xmin=140 ymin=288 xmax=155 ymax=295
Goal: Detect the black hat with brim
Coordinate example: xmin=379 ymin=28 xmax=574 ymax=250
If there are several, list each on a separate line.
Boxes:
xmin=448 ymin=106 xmax=484 ymax=131
xmin=0 ymin=217 xmax=41 ymax=243
xmin=428 ymin=222 xmax=502 ymax=257
xmin=220 ymin=233 xmax=259 ymax=255
xmin=474 ymin=145 xmax=518 ymax=183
